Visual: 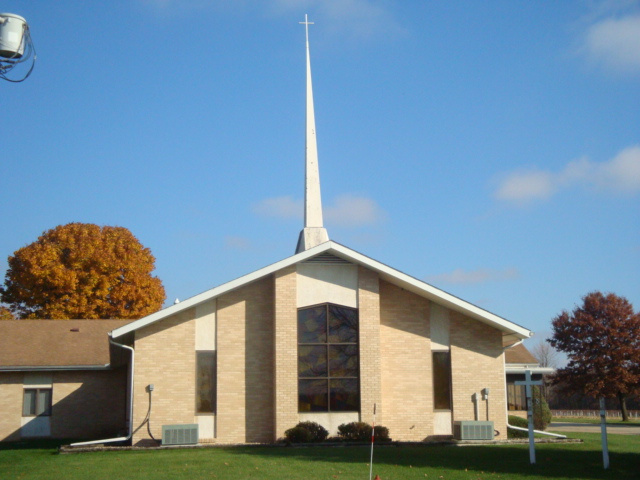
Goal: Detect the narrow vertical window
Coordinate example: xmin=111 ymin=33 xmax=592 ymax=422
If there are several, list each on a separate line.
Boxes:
xmin=432 ymin=351 xmax=452 ymax=410
xmin=196 ymin=351 xmax=216 ymax=414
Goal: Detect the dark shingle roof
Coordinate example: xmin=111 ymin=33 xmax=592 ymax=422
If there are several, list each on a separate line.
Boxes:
xmin=0 ymin=320 xmax=130 ymax=368
xmin=505 ymin=343 xmax=538 ymax=365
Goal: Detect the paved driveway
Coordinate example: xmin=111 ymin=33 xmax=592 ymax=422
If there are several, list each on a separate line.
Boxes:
xmin=548 ymin=422 xmax=640 ymax=435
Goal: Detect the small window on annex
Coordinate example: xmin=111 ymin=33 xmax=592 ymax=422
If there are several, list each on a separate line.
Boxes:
xmin=196 ymin=351 xmax=216 ymax=414
xmin=22 ymin=388 xmax=52 ymax=417
xmin=432 ymin=351 xmax=452 ymax=410
xmin=298 ymin=303 xmax=359 ymax=413
xmin=507 ymin=381 xmax=527 ymax=411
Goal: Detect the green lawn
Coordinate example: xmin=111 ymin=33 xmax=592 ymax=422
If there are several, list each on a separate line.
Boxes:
xmin=0 ymin=433 xmax=637 ymax=480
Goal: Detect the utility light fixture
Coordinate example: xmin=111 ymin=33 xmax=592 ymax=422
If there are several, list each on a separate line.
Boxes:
xmin=0 ymin=13 xmax=36 ymax=82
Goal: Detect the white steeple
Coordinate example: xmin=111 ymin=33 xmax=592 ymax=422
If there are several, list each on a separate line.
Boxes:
xmin=296 ymin=14 xmax=329 ymax=253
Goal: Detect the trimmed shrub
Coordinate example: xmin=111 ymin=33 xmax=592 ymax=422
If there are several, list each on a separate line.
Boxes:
xmin=296 ymin=421 xmax=329 ymax=443
xmin=284 ymin=426 xmax=312 ymax=443
xmin=532 ymin=386 xmax=552 ymax=431
xmin=507 ymin=415 xmax=529 ymax=438
xmin=373 ymin=425 xmax=391 ymax=442
xmin=337 ymin=422 xmax=391 ymax=442
xmin=337 ymin=421 xmax=371 ymax=441
xmin=284 ymin=421 xmax=328 ymax=443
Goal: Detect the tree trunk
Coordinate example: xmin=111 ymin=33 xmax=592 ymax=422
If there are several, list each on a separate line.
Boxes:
xmin=617 ymin=391 xmax=629 ymax=422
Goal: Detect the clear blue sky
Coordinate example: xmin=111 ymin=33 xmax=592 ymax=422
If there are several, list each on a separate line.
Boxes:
xmin=2 ymin=1 xmax=639 ymax=347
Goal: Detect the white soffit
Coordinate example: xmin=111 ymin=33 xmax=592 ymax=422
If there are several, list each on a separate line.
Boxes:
xmin=111 ymin=241 xmax=532 ymax=340
xmin=505 ymin=366 xmax=555 ymax=375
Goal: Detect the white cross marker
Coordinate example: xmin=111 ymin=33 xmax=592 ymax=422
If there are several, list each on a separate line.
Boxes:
xmin=515 ymin=370 xmax=542 ymax=464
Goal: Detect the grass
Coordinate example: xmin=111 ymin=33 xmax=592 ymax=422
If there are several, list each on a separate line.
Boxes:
xmin=552 ymin=416 xmax=640 ymax=425
xmin=0 ymin=433 xmax=638 ymax=480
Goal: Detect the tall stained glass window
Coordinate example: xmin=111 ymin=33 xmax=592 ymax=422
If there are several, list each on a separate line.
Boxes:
xmin=196 ymin=351 xmax=216 ymax=414
xmin=298 ymin=304 xmax=359 ymax=412
xmin=433 ymin=351 xmax=452 ymax=410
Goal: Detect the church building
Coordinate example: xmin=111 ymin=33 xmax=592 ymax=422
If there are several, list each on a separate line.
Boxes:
xmin=0 ymin=17 xmax=533 ymax=445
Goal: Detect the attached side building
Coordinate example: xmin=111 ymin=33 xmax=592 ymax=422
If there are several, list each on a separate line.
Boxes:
xmin=0 ymin=320 xmax=130 ymax=441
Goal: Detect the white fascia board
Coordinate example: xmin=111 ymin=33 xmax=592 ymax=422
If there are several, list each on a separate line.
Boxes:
xmin=327 ymin=242 xmax=532 ymax=340
xmin=0 ymin=365 xmax=111 ymax=372
xmin=505 ymin=366 xmax=555 ymax=375
xmin=112 ymin=240 xmax=532 ymax=341
xmin=110 ymin=242 xmax=334 ymax=340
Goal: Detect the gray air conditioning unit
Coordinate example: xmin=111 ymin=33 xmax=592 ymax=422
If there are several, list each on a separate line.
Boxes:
xmin=161 ymin=424 xmax=199 ymax=446
xmin=453 ymin=421 xmax=494 ymax=440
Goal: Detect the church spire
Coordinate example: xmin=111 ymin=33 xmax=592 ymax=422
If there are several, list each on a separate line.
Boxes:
xmin=296 ymin=14 xmax=329 ymax=253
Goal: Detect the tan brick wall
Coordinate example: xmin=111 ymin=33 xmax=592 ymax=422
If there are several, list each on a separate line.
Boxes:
xmin=0 ymin=373 xmax=23 ymax=441
xmin=51 ymin=369 xmax=127 ymax=439
xmin=133 ymin=308 xmax=196 ymax=445
xmin=358 ymin=266 xmax=382 ymax=425
xmin=273 ymin=265 xmax=298 ymax=440
xmin=217 ymin=276 xmax=274 ymax=443
xmin=450 ymin=312 xmax=507 ymax=438
xmin=1 ymin=370 xmax=126 ymax=442
xmin=380 ymin=280 xmax=432 ymax=440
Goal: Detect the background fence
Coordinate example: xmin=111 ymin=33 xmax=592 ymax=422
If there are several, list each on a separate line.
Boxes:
xmin=552 ymin=410 xmax=640 ymax=419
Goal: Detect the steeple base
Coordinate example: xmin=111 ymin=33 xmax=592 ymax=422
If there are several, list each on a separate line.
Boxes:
xmin=295 ymin=227 xmax=329 ymax=253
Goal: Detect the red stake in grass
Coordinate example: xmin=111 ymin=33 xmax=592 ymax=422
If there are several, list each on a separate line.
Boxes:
xmin=369 ymin=403 xmax=377 ymax=480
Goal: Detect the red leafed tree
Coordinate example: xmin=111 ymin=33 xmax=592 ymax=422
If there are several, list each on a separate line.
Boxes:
xmin=0 ymin=223 xmax=166 ymax=320
xmin=548 ymin=291 xmax=640 ymax=421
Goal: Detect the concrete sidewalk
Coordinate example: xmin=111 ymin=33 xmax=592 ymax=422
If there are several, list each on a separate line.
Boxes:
xmin=548 ymin=422 xmax=640 ymax=435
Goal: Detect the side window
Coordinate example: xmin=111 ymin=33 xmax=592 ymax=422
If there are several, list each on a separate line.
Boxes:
xmin=196 ymin=351 xmax=216 ymax=414
xmin=22 ymin=388 xmax=52 ymax=417
xmin=507 ymin=382 xmax=527 ymax=411
xmin=432 ymin=351 xmax=452 ymax=410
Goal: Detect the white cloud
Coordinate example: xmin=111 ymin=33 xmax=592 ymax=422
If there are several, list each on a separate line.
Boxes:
xmin=598 ymin=145 xmax=640 ymax=192
xmin=253 ymin=193 xmax=385 ymax=227
xmin=426 ymin=267 xmax=520 ymax=286
xmin=324 ymin=194 xmax=386 ymax=226
xmin=224 ymin=235 xmax=251 ymax=250
xmin=583 ymin=14 xmax=640 ymax=73
xmin=494 ymin=145 xmax=640 ymax=204
xmin=494 ymin=170 xmax=556 ymax=203
xmin=252 ymin=196 xmax=302 ymax=219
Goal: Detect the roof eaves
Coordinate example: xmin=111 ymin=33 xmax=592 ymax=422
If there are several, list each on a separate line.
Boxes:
xmin=0 ymin=364 xmax=112 ymax=372
xmin=111 ymin=242 xmax=334 ymax=339
xmin=505 ymin=366 xmax=555 ymax=374
xmin=326 ymin=242 xmax=532 ymax=339
xmin=112 ymin=239 xmax=532 ymax=340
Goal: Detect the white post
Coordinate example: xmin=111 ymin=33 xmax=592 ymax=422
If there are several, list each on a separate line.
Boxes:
xmin=599 ymin=397 xmax=610 ymax=470
xmin=515 ymin=370 xmax=542 ymax=465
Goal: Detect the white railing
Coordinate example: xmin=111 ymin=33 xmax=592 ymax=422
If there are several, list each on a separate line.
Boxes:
xmin=552 ymin=410 xmax=640 ymax=419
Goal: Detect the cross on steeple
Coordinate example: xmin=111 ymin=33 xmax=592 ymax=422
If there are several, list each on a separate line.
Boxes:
xmin=296 ymin=14 xmax=329 ymax=253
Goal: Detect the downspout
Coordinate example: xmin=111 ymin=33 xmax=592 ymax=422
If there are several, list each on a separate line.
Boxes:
xmin=503 ymin=340 xmax=566 ymax=439
xmin=70 ymin=334 xmax=134 ymax=447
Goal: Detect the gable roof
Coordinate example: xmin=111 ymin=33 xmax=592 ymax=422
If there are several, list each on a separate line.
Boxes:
xmin=0 ymin=320 xmax=131 ymax=370
xmin=111 ymin=241 xmax=532 ymax=345
xmin=505 ymin=343 xmax=538 ymax=364
xmin=504 ymin=342 xmax=555 ymax=375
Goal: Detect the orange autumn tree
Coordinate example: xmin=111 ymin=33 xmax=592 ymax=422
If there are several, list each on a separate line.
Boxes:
xmin=0 ymin=223 xmax=166 ymax=320
xmin=0 ymin=306 xmax=15 ymax=320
